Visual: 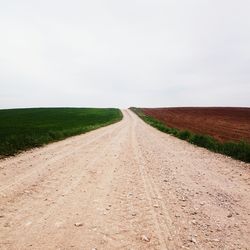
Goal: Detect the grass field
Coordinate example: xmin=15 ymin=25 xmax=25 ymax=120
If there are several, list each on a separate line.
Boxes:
xmin=131 ymin=107 xmax=250 ymax=163
xmin=0 ymin=108 xmax=122 ymax=157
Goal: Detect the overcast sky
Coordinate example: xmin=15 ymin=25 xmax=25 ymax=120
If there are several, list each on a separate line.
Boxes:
xmin=0 ymin=0 xmax=250 ymax=108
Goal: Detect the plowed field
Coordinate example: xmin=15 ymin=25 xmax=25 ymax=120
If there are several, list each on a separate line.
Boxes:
xmin=142 ymin=107 xmax=250 ymax=143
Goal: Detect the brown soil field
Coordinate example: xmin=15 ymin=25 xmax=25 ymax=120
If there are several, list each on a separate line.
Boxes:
xmin=142 ymin=107 xmax=250 ymax=143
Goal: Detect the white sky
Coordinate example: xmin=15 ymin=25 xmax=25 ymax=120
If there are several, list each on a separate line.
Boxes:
xmin=0 ymin=0 xmax=250 ymax=108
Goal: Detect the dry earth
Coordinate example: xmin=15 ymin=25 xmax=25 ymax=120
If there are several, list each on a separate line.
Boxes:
xmin=142 ymin=107 xmax=250 ymax=143
xmin=0 ymin=110 xmax=249 ymax=250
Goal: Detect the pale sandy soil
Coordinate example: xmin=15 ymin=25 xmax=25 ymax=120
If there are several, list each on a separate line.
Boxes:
xmin=0 ymin=110 xmax=249 ymax=250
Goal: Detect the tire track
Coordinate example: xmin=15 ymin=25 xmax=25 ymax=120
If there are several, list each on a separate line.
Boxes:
xmin=131 ymin=119 xmax=176 ymax=250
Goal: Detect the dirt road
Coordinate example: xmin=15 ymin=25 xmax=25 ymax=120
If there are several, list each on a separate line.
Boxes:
xmin=0 ymin=110 xmax=249 ymax=250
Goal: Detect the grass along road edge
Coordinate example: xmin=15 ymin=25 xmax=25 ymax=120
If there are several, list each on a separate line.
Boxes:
xmin=0 ymin=108 xmax=123 ymax=157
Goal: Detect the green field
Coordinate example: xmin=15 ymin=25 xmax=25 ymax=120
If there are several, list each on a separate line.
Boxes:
xmin=0 ymin=108 xmax=122 ymax=156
